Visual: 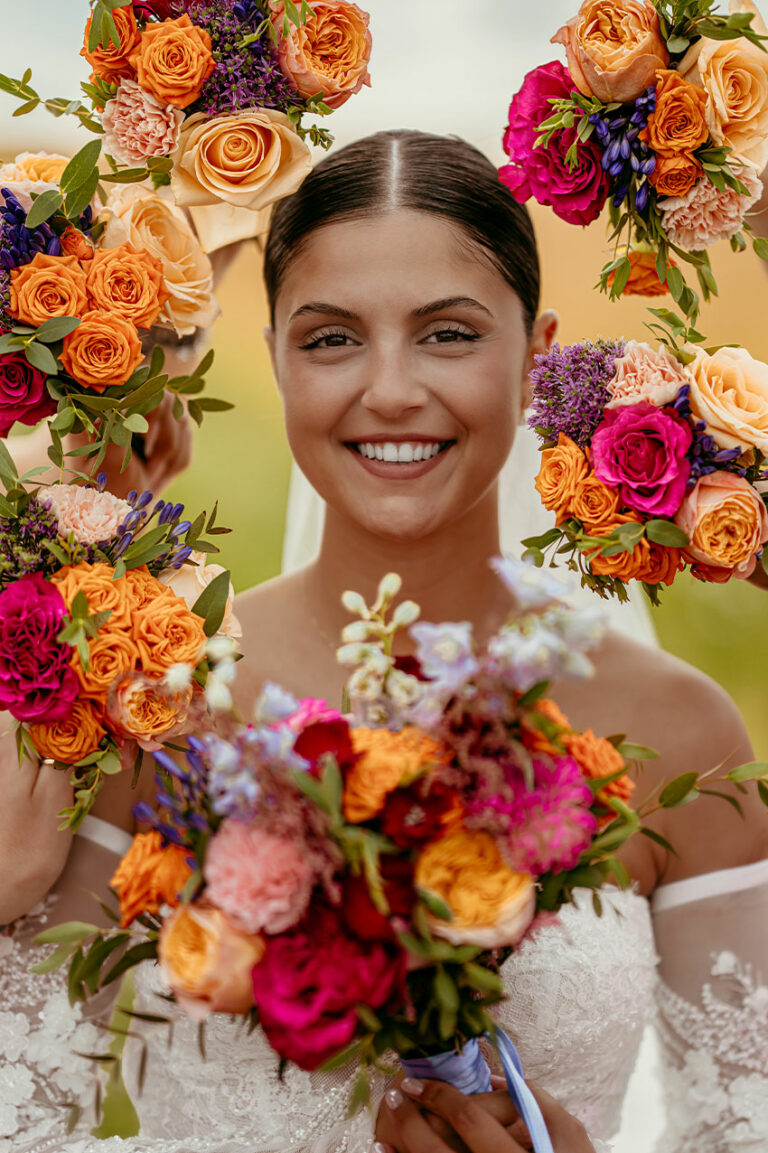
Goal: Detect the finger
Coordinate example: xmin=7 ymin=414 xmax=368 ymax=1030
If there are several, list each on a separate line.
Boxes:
xmin=400 ymin=1079 xmax=524 ymax=1152
xmin=383 ymin=1086 xmax=461 ymax=1153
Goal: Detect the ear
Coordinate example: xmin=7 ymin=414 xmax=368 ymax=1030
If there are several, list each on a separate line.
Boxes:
xmin=521 ymin=310 xmax=558 ymax=412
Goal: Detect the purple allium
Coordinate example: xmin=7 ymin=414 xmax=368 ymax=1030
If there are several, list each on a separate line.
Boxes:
xmin=0 ymin=189 xmax=61 ymax=274
xmin=528 ymin=339 xmax=626 ymax=448
xmin=670 ymin=384 xmax=747 ymax=484
xmin=177 ymin=0 xmax=299 ymax=119
xmin=0 ymin=497 xmax=61 ymax=587
xmin=589 ymin=87 xmax=657 ymax=211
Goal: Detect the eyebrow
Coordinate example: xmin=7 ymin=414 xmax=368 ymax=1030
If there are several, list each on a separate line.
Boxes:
xmin=289 ymin=296 xmax=493 ymax=323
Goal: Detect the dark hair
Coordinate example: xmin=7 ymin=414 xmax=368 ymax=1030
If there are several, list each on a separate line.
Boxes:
xmin=263 ymin=130 xmax=540 ymax=334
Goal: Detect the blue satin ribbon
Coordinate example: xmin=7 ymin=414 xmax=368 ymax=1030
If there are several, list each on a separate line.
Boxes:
xmin=401 ymin=1029 xmax=554 ymax=1153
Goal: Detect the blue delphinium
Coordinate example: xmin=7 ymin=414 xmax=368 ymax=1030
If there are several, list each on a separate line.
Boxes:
xmin=0 ymin=189 xmax=61 ymax=272
xmin=113 ymin=488 xmax=195 ymax=570
xmin=528 ymin=339 xmax=626 ymax=448
xmin=589 ymin=88 xmax=657 ymax=212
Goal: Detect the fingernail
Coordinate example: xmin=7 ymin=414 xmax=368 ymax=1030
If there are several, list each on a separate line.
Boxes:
xmin=372 ymin=1144 xmax=392 ymax=1153
xmin=401 ymin=1077 xmax=424 ymax=1096
xmin=385 ymin=1087 xmax=404 ymax=1110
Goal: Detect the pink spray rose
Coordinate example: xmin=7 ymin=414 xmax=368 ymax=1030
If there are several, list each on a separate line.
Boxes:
xmin=659 ymin=168 xmax=763 ymax=252
xmin=102 ymin=78 xmax=184 ymax=167
xmin=251 ymin=903 xmax=404 ymax=1070
xmin=41 ymin=484 xmax=132 ymax=546
xmin=204 ymin=820 xmax=315 ymax=936
xmin=592 ymin=401 xmax=692 ymax=517
xmin=500 ymin=61 xmax=610 ymax=227
xmin=606 ymin=341 xmax=690 ymax=410
xmin=0 ymin=351 xmax=56 ymax=436
xmin=0 ymin=573 xmax=79 ymax=723
xmin=287 ymin=697 xmax=345 ymax=732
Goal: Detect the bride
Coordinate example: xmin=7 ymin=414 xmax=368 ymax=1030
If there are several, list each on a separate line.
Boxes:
xmin=3 ymin=130 xmax=767 ymax=1153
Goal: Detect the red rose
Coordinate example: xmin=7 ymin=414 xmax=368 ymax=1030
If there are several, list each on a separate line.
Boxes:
xmin=293 ymin=719 xmax=358 ymax=777
xmin=380 ymin=779 xmax=460 ymax=849
xmin=341 ymin=857 xmax=416 ymax=942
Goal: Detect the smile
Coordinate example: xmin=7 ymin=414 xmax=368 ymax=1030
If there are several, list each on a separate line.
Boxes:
xmin=348 ymin=440 xmax=453 ymax=463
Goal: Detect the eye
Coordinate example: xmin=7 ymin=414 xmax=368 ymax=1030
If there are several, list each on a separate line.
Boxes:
xmin=422 ymin=324 xmax=481 ymax=345
xmin=300 ymin=327 xmax=359 ymax=350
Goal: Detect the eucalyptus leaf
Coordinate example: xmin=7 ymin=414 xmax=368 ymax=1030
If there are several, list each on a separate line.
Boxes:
xmin=645 ymin=519 xmax=689 ymax=547
xmin=24 ymin=341 xmax=59 ymax=376
xmin=727 ymin=761 xmax=768 ymax=783
xmin=60 ymin=138 xmax=102 ymax=194
xmin=659 ymin=771 xmax=699 ymax=808
xmin=34 ymin=921 xmax=100 ymax=945
xmin=191 ymin=569 xmax=231 ymax=637
xmin=25 ymin=189 xmax=63 ymax=229
xmin=35 ymin=316 xmax=81 ymax=344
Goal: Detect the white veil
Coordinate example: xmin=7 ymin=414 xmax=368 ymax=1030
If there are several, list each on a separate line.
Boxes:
xmin=280 ymin=420 xmax=658 ymax=647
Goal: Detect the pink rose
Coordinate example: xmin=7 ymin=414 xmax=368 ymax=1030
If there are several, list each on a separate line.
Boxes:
xmin=676 ymin=472 xmax=768 ymax=579
xmin=204 ymin=820 xmax=315 ymax=936
xmin=40 ymin=484 xmax=132 ymax=546
xmin=102 ymin=78 xmax=184 ymax=168
xmin=500 ymin=61 xmax=609 ymax=227
xmin=659 ymin=168 xmax=763 ymax=252
xmin=0 ymin=574 xmax=79 ymax=723
xmin=286 ymin=697 xmax=345 ymax=733
xmin=0 ymin=351 xmax=56 ymax=436
xmin=606 ymin=341 xmax=690 ymax=410
xmin=592 ymin=401 xmax=692 ymax=517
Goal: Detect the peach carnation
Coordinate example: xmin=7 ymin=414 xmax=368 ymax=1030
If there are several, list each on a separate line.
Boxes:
xmin=606 ymin=340 xmax=690 ymax=409
xmin=40 ymin=484 xmax=131 ymax=546
xmin=658 ymin=168 xmax=763 ymax=252
xmin=102 ymin=78 xmax=184 ymax=167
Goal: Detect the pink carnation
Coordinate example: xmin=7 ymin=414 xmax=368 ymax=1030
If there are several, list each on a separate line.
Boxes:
xmin=286 ymin=697 xmax=344 ymax=733
xmin=659 ymin=169 xmax=763 ymax=252
xmin=204 ymin=820 xmax=315 ymax=936
xmin=606 ymin=340 xmax=689 ymax=410
xmin=41 ymin=484 xmax=132 ymax=546
xmin=102 ymin=78 xmax=184 ymax=167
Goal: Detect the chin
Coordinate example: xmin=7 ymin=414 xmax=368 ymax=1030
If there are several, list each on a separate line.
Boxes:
xmin=351 ymin=498 xmax=463 ymax=542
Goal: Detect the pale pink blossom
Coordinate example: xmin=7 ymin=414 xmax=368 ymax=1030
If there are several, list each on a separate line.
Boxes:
xmin=40 ymin=484 xmax=132 ymax=546
xmin=102 ymin=78 xmax=184 ymax=168
xmin=606 ymin=340 xmax=690 ymax=409
xmin=659 ymin=169 xmax=763 ymax=251
xmin=203 ymin=820 xmax=315 ymax=936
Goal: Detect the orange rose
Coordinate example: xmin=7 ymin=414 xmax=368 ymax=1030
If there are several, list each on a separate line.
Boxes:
xmin=589 ymin=514 xmax=685 ymax=585
xmin=552 ymin=0 xmax=668 ymax=103
xmin=641 ymin=70 xmax=708 ymax=156
xmin=570 ymin=471 xmax=622 ymax=533
xmin=106 ymin=671 xmax=194 ymax=750
xmin=125 ymin=565 xmax=177 ymax=612
xmin=344 ymin=727 xmax=451 ymax=823
xmin=29 ymin=698 xmax=106 ymax=765
xmin=273 ymin=0 xmax=372 ymax=110
xmin=565 ymin=729 xmax=635 ymax=813
xmin=81 ymin=7 xmax=141 ymax=83
xmin=534 ymin=434 xmax=590 ymax=524
xmin=608 ymin=249 xmax=671 ymax=297
xmin=86 ymin=242 xmax=169 ymax=329
xmin=60 ymin=225 xmax=95 ymax=262
xmin=132 ymin=593 xmax=206 ymax=674
xmin=159 ymin=904 xmax=264 ymax=1020
xmin=110 ymin=830 xmax=194 ymax=927
xmin=72 ymin=627 xmax=139 ymax=705
xmin=521 ymin=697 xmax=572 ymax=756
xmin=52 ymin=562 xmax=134 ymax=630
xmin=9 ymin=254 xmax=89 ymax=327
xmin=128 ymin=15 xmax=215 ymax=109
xmin=648 ymin=152 xmax=702 ymax=197
xmin=59 ymin=309 xmax=143 ymax=392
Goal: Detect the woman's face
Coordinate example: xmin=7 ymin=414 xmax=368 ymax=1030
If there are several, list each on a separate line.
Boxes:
xmin=268 ymin=209 xmax=553 ymax=542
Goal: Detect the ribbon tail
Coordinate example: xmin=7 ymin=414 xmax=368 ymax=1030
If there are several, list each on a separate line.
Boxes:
xmin=487 ymin=1028 xmax=555 ymax=1153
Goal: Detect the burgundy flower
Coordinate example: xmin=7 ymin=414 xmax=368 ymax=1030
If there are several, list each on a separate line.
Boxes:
xmin=293 ymin=719 xmax=358 ymax=778
xmin=0 ymin=574 xmax=79 ymax=723
xmin=341 ymin=856 xmax=416 ymax=942
xmin=591 ymin=401 xmax=693 ymax=518
xmin=133 ymin=0 xmax=175 ymax=19
xmin=380 ymin=779 xmax=459 ymax=849
xmin=0 ymin=351 xmax=56 ymax=437
xmin=500 ymin=61 xmax=609 ymax=227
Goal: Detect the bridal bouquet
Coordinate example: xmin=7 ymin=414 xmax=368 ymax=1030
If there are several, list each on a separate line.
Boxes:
xmin=500 ymin=0 xmax=768 ymax=322
xmin=522 ymin=334 xmax=768 ymax=602
xmin=0 ymin=445 xmax=238 ymax=828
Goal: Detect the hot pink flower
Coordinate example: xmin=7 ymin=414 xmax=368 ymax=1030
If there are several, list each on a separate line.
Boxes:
xmin=0 ymin=351 xmax=56 ymax=436
xmin=659 ymin=168 xmax=763 ymax=252
xmin=592 ymin=401 xmax=692 ymax=517
xmin=102 ymin=78 xmax=184 ymax=167
xmin=41 ymin=484 xmax=132 ymax=546
xmin=286 ymin=697 xmax=344 ymax=733
xmin=0 ymin=574 xmax=79 ymax=723
xmin=204 ymin=820 xmax=315 ymax=936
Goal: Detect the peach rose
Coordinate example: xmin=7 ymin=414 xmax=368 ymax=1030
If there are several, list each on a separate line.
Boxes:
xmin=679 ymin=1 xmax=768 ymax=170
xmin=124 ymin=565 xmax=177 ymax=612
xmin=81 ymin=7 xmax=141 ymax=83
xmin=29 ymin=698 xmax=106 ymax=765
xmin=415 ymin=830 xmax=536 ymax=949
xmin=59 ymin=309 xmax=143 ymax=392
xmin=273 ymin=0 xmax=372 ymax=110
xmin=100 ymin=184 xmax=218 ymax=337
xmin=564 ymin=729 xmax=635 ymax=813
xmin=132 ymin=592 xmax=207 ymax=673
xmin=102 ymin=78 xmax=184 ymax=168
xmin=9 ymin=254 xmax=89 ymax=327
xmin=570 ymin=471 xmax=622 ymax=533
xmin=170 ymin=109 xmax=312 ymax=212
xmin=72 ymin=628 xmax=139 ymax=705
xmin=128 ymin=14 xmax=215 ymax=109
xmin=589 ymin=514 xmax=685 ymax=585
xmin=648 ymin=153 xmax=702 ymax=198
xmin=52 ymin=562 xmax=133 ymax=631
xmin=534 ymin=434 xmax=590 ymax=524
xmin=641 ymin=70 xmax=708 ymax=155
xmin=675 ymin=472 xmax=768 ymax=578
xmin=686 ymin=345 xmax=768 ymax=454
xmin=607 ymin=340 xmax=690 ymax=409
xmin=552 ymin=0 xmax=669 ymax=103
xmin=158 ymin=552 xmax=241 ymax=641
xmin=60 ymin=225 xmax=95 ymax=262
xmin=111 ymin=830 xmax=194 ymax=927
xmin=158 ymin=904 xmax=264 ymax=1020
xmin=40 ymin=484 xmax=132 ymax=546
xmin=607 ymin=249 xmax=671 ymax=297
xmin=344 ymin=727 xmax=450 ymax=823
xmin=106 ymin=671 xmax=194 ymax=750
xmin=86 ymin=242 xmax=169 ymax=330
xmin=0 ymin=151 xmax=69 ymax=212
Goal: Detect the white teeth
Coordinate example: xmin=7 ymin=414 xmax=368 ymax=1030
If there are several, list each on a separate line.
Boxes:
xmin=355 ymin=441 xmax=445 ymax=463
xmin=412 ymin=444 xmax=424 ymax=462
xmin=398 ymin=444 xmax=414 ymax=463
xmin=374 ymin=444 xmax=384 ymax=460
xmin=383 ymin=442 xmax=398 ymax=463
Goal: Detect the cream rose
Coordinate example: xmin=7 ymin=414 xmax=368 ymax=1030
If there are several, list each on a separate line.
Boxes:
xmin=170 ymin=109 xmax=312 ymax=212
xmin=686 ymin=345 xmax=768 ymax=454
xmin=100 ymin=184 xmax=219 ymax=337
xmin=678 ymin=1 xmax=768 ymax=170
xmin=606 ymin=340 xmax=690 ymax=409
xmin=0 ymin=151 xmax=69 ymax=212
xmin=158 ymin=551 xmax=241 ymax=641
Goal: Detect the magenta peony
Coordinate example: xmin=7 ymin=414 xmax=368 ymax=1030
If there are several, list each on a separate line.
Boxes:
xmin=0 ymin=351 xmax=56 ymax=436
xmin=500 ymin=61 xmax=610 ymax=226
xmin=591 ymin=401 xmax=692 ymax=517
xmin=102 ymin=78 xmax=184 ymax=167
xmin=0 ymin=573 xmax=79 ymax=723
xmin=251 ymin=903 xmax=404 ymax=1070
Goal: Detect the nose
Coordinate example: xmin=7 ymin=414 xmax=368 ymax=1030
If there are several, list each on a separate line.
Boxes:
xmin=359 ymin=346 xmax=429 ymax=420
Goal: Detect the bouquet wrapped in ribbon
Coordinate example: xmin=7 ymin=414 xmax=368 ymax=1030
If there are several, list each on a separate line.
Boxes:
xmin=522 ymin=331 xmax=768 ymax=602
xmin=0 ymin=440 xmax=239 ymax=828
xmin=39 ymin=563 xmax=766 ymax=1149
xmin=500 ymin=0 xmax=768 ymax=323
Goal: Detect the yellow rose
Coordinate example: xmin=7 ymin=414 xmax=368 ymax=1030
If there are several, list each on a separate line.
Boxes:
xmin=159 ymin=904 xmax=264 ymax=1020
xmin=552 ymin=0 xmax=669 ymax=103
xmin=415 ymin=831 xmax=536 ymax=949
xmin=170 ymin=109 xmax=312 ymax=212
xmin=686 ymin=345 xmax=768 ymax=454
xmin=678 ymin=0 xmax=768 ymax=169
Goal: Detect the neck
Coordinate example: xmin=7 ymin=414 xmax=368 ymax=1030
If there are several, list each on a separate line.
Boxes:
xmin=308 ymin=485 xmax=512 ymax=647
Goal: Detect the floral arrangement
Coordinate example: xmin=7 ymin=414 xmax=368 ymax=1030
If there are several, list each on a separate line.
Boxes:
xmin=0 ymin=440 xmax=239 ymax=827
xmin=500 ymin=0 xmax=768 ymax=326
xmin=522 ymin=332 xmax=768 ymax=602
xmin=39 ymin=561 xmax=762 ymax=1135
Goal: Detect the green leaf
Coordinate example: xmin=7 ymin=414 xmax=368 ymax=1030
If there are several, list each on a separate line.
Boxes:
xmin=666 ymin=264 xmax=685 ymax=303
xmin=99 ymin=751 xmax=123 ymax=776
xmin=417 ymin=888 xmax=453 ymax=922
xmin=34 ymin=921 xmax=100 ymax=945
xmin=12 ymin=98 xmax=40 ymax=116
xmin=64 ymin=169 xmax=100 ymax=221
xmin=60 ymin=138 xmax=102 ymax=194
xmin=26 ymin=188 xmax=63 ymax=229
xmin=698 ymin=787 xmax=744 ymax=819
xmin=191 ymin=568 xmax=231 ymax=637
xmin=35 ymin=316 xmax=81 ymax=343
xmin=122 ymin=413 xmax=149 ymax=434
xmin=347 ymin=1068 xmax=371 ymax=1116
xmin=24 ymin=341 xmax=60 ymax=375
xmin=659 ymin=771 xmax=699 ymax=808
xmin=753 ymin=236 xmax=768 ymax=261
xmin=645 ymin=519 xmax=689 ymax=547
xmin=616 ymin=741 xmax=659 ymax=761
xmin=666 ymin=35 xmax=691 ymax=52
xmin=0 ymin=439 xmax=19 ymax=482
xmin=758 ymin=780 xmax=768 ymax=807
xmin=463 ymin=962 xmax=503 ymax=995
xmin=611 ymin=256 xmax=632 ymax=298
xmin=28 ymin=942 xmax=74 ymax=974
xmin=727 ymin=761 xmax=768 ymax=783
